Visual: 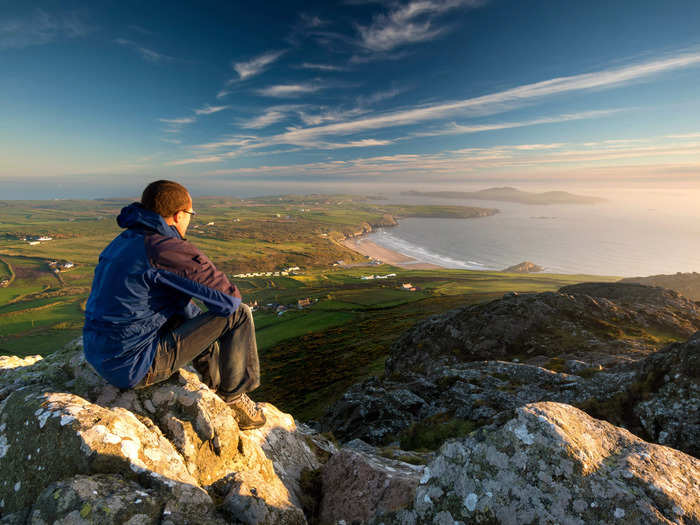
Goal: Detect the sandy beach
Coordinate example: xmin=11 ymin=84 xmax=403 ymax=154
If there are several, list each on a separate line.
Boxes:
xmin=341 ymin=236 xmax=445 ymax=270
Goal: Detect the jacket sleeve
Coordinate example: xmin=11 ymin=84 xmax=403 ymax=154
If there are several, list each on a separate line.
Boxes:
xmin=145 ymin=234 xmax=242 ymax=316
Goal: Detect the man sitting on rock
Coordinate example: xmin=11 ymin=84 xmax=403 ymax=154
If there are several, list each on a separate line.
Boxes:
xmin=83 ymin=180 xmax=265 ymax=429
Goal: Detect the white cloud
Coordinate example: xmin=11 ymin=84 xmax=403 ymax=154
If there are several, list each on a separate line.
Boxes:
xmin=299 ymin=14 xmax=327 ymax=28
xmin=666 ymin=132 xmax=700 ymax=139
xmin=198 ymin=136 xmax=700 ymax=181
xmin=298 ymin=107 xmax=367 ymax=126
xmin=250 ymin=50 xmax=700 ymax=144
xmin=356 ymin=0 xmax=482 ymax=52
xmin=114 ymin=38 xmax=173 ymax=63
xmin=512 ymin=143 xmax=566 ymax=151
xmin=216 ymin=89 xmax=231 ymax=99
xmin=166 ymin=155 xmax=227 ymax=166
xmin=159 ymin=116 xmax=196 ymax=133
xmin=193 ymin=136 xmax=258 ymax=150
xmin=256 ymin=83 xmax=323 ymax=97
xmin=300 ymin=62 xmax=348 ymax=71
xmin=0 ymin=9 xmax=93 ymax=49
xmin=242 ymin=110 xmax=288 ymax=129
xmin=159 ymin=117 xmax=196 ymax=125
xmin=413 ymin=110 xmax=621 ymax=137
xmin=357 ymin=88 xmax=403 ymax=106
xmin=195 ymin=104 xmax=230 ymax=115
xmin=233 ymin=50 xmax=286 ymax=80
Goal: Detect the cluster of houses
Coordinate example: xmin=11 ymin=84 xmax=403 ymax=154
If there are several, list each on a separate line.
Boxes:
xmin=233 ymin=267 xmax=301 ymax=278
xmin=48 ymin=260 xmax=75 ymax=272
xmin=358 ymin=273 xmax=417 ymax=291
xmin=23 ymin=236 xmax=53 ymax=246
xmin=247 ymin=297 xmax=316 ymax=316
xmin=0 ymin=279 xmax=9 ymax=288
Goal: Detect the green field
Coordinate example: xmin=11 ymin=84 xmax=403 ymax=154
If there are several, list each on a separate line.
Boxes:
xmin=0 ymin=196 xmax=618 ymax=420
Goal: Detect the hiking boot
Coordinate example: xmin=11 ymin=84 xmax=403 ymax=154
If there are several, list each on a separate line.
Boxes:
xmin=227 ymin=393 xmax=266 ymax=430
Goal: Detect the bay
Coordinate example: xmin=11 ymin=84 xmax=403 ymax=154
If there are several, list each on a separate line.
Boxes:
xmin=366 ymin=189 xmax=700 ymax=277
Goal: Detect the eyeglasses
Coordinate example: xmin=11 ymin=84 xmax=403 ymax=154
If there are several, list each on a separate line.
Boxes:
xmin=181 ymin=210 xmax=197 ymax=216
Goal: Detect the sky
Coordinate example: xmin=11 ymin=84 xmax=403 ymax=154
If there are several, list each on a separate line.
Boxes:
xmin=2 ymin=0 xmax=700 ymax=198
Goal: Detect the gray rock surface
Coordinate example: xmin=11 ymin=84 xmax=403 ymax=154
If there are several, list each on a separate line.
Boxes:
xmin=0 ymin=344 xmax=325 ymax=524
xmin=320 ymin=445 xmax=424 ymax=523
xmin=371 ymin=402 xmax=700 ymax=525
xmin=633 ymin=332 xmax=700 ymax=457
xmin=387 ymin=282 xmax=700 ymax=376
xmin=322 ymin=283 xmax=700 ymax=458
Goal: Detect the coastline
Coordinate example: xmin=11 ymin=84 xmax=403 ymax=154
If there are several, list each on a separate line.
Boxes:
xmin=341 ymin=235 xmax=445 ymax=270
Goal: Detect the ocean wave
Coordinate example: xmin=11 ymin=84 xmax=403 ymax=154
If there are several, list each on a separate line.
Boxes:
xmin=368 ymin=230 xmax=489 ymax=269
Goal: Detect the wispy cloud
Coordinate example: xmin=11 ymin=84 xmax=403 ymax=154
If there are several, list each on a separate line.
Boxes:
xmin=0 ymin=9 xmax=93 ymax=50
xmin=299 ymin=14 xmax=327 ymax=28
xmin=216 ymin=89 xmax=231 ymax=99
xmin=413 ymin=110 xmax=622 ymax=137
xmin=200 ymin=136 xmax=700 ymax=180
xmin=251 ymin=50 xmax=700 ymax=143
xmin=166 ymin=155 xmax=229 ymax=166
xmin=114 ymin=38 xmax=173 ymax=63
xmin=159 ymin=116 xmax=196 ymax=133
xmin=297 ymin=107 xmax=367 ymax=126
xmin=356 ymin=0 xmax=482 ymax=52
xmin=300 ymin=62 xmax=348 ymax=71
xmin=666 ymin=132 xmax=700 ymax=139
xmin=232 ymin=50 xmax=286 ymax=81
xmin=194 ymin=104 xmax=230 ymax=115
xmin=256 ymin=83 xmax=324 ymax=97
xmin=356 ymin=87 xmax=403 ymax=106
xmin=241 ymin=109 xmax=289 ymax=129
xmin=160 ymin=137 xmax=182 ymax=144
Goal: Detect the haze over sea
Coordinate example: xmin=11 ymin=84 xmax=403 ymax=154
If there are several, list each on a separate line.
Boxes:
xmin=366 ymin=187 xmax=700 ymax=277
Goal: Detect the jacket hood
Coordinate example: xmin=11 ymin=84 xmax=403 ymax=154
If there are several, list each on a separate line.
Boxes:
xmin=116 ymin=202 xmax=182 ymax=238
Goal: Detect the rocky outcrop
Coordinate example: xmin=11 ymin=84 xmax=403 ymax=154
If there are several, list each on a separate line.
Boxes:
xmin=501 ymin=261 xmax=543 ymax=273
xmin=621 ymin=271 xmax=700 ymax=300
xmin=387 ymin=282 xmax=700 ymax=376
xmin=0 ymin=343 xmax=329 ymax=524
xmin=322 ymin=283 xmax=700 ymax=458
xmin=2 ymin=280 xmax=699 ymax=524
xmin=370 ymin=402 xmax=700 ymax=525
xmin=633 ymin=332 xmax=699 ymax=457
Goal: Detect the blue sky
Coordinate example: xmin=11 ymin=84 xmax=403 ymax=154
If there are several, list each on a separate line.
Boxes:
xmin=2 ymin=0 xmax=700 ymax=198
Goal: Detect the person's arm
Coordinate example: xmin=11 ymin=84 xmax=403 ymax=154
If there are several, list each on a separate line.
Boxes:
xmin=145 ymin=234 xmax=242 ymax=316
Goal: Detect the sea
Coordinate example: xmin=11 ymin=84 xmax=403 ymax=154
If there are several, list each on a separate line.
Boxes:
xmin=366 ymin=188 xmax=700 ymax=277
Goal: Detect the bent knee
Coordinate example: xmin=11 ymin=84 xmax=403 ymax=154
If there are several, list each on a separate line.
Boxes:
xmin=231 ymin=302 xmax=253 ymax=322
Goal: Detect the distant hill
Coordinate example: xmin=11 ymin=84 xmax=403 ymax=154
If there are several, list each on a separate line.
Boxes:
xmin=403 ymin=186 xmax=606 ymax=205
xmin=620 ymin=272 xmax=700 ymax=301
xmin=502 ymin=261 xmax=543 ymax=273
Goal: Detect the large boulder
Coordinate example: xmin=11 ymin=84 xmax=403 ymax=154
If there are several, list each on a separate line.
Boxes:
xmin=0 ymin=343 xmax=327 ymax=524
xmin=372 ymin=402 xmax=700 ymax=525
xmin=319 ymin=440 xmax=424 ymax=524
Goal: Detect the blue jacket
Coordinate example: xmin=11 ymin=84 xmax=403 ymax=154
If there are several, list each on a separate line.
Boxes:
xmin=83 ymin=203 xmax=241 ymax=388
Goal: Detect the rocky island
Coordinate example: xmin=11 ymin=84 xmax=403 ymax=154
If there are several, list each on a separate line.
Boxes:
xmin=1 ymin=282 xmax=698 ymax=524
xmin=403 ymin=187 xmax=606 ymax=205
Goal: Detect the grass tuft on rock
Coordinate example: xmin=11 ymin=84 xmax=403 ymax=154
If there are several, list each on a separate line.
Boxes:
xmin=398 ymin=412 xmax=481 ymax=451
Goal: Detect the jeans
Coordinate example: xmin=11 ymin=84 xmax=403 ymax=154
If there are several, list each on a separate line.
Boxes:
xmin=135 ymin=303 xmax=260 ymax=400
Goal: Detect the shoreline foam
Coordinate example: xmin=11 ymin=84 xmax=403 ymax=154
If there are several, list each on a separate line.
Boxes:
xmin=340 ymin=236 xmax=445 ymax=269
